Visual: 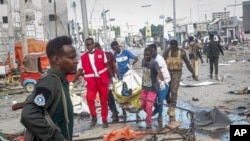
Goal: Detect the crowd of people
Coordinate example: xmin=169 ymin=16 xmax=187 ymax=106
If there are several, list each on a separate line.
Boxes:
xmin=20 ymin=33 xmax=224 ymax=140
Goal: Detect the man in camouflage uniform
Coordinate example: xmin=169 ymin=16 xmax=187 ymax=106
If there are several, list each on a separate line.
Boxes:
xmin=163 ymin=40 xmax=195 ymax=126
xmin=186 ymin=36 xmax=203 ymax=81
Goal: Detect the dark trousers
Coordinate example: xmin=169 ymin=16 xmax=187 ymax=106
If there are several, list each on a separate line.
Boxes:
xmin=108 ymin=89 xmax=118 ymax=113
xmin=209 ymin=56 xmax=219 ymax=74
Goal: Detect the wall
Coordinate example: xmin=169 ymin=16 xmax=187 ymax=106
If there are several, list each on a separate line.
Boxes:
xmin=41 ymin=0 xmax=68 ymax=40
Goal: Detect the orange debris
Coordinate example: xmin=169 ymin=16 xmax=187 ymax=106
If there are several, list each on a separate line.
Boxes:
xmin=103 ymin=126 xmax=145 ymax=141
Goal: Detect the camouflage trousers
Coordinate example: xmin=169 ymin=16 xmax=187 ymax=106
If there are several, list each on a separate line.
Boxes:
xmin=166 ymin=70 xmax=182 ymax=107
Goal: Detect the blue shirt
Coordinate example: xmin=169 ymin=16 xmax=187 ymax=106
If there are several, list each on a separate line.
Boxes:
xmin=114 ymin=49 xmax=136 ymax=78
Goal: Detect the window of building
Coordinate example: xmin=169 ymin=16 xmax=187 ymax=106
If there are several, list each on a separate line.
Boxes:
xmin=25 ymin=0 xmax=32 ymax=3
xmin=2 ymin=16 xmax=8 ymax=23
xmin=48 ymin=0 xmax=57 ymax=3
xmin=49 ymin=14 xmax=56 ymax=21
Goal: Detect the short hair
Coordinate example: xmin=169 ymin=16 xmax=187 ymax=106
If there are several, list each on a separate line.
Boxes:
xmin=148 ymin=43 xmax=157 ymax=51
xmin=85 ymin=37 xmax=94 ymax=43
xmin=170 ymin=40 xmax=178 ymax=46
xmin=209 ymin=34 xmax=214 ymax=39
xmin=189 ymin=36 xmax=194 ymax=41
xmin=46 ymin=36 xmax=72 ymax=59
xmin=95 ymin=42 xmax=101 ymax=49
xmin=144 ymin=47 xmax=152 ymax=53
xmin=110 ymin=41 xmax=119 ymax=48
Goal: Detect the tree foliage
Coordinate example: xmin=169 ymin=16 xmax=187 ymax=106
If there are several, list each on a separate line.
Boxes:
xmin=112 ymin=26 xmax=120 ymax=37
xmin=165 ymin=17 xmax=173 ymax=23
xmin=139 ymin=24 xmax=163 ymax=37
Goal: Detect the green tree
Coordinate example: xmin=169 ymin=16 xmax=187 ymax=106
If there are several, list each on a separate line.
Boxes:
xmin=139 ymin=24 xmax=163 ymax=37
xmin=112 ymin=26 xmax=120 ymax=37
xmin=165 ymin=17 xmax=173 ymax=23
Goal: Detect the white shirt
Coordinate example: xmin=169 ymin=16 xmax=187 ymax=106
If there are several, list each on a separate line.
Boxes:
xmin=155 ymin=54 xmax=171 ymax=83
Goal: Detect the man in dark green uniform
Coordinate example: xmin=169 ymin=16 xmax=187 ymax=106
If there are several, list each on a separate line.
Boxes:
xmin=21 ymin=36 xmax=78 ymax=141
xmin=206 ymin=34 xmax=224 ymax=80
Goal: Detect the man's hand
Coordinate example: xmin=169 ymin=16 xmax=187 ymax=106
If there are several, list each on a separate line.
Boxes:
xmin=160 ymin=81 xmax=166 ymax=91
xmin=127 ymin=64 xmax=133 ymax=69
xmin=69 ymin=82 xmax=74 ymax=87
xmin=206 ymin=59 xmax=209 ymax=63
xmin=111 ymin=77 xmax=117 ymax=84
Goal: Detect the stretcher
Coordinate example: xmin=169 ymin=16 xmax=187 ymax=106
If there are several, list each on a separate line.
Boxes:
xmin=112 ymin=68 xmax=142 ymax=113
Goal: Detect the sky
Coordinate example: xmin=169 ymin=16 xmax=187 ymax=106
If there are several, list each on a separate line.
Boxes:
xmin=69 ymin=0 xmax=245 ymax=32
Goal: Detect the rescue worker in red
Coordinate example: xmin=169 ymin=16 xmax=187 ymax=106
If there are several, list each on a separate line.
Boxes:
xmin=79 ymin=38 xmax=114 ymax=128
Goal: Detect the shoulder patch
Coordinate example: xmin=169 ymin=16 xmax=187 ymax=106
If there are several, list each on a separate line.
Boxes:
xmin=34 ymin=94 xmax=46 ymax=106
xmin=98 ymin=54 xmax=103 ymax=58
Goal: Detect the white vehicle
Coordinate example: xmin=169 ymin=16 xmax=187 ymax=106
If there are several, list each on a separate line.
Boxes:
xmin=145 ymin=37 xmax=154 ymax=46
xmin=203 ymin=35 xmax=219 ymax=43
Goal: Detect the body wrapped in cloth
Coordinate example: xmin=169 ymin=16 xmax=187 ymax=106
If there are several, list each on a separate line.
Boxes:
xmin=112 ymin=69 xmax=142 ymax=113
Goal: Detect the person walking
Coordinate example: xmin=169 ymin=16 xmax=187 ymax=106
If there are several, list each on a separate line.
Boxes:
xmin=110 ymin=41 xmax=139 ymax=118
xmin=21 ymin=36 xmax=78 ymax=141
xmin=207 ymin=34 xmax=224 ymax=80
xmin=94 ymin=42 xmax=119 ymax=122
xmin=148 ymin=44 xmax=171 ymax=122
xmin=110 ymin=41 xmax=139 ymax=79
xmin=141 ymin=47 xmax=165 ymax=128
xmin=163 ymin=40 xmax=196 ymax=127
xmin=186 ymin=36 xmax=203 ymax=81
xmin=80 ymin=38 xmax=114 ymax=128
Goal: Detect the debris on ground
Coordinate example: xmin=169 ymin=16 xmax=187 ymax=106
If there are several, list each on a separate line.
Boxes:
xmin=194 ymin=108 xmax=232 ymax=131
xmin=227 ymin=86 xmax=250 ymax=94
xmin=103 ymin=126 xmax=145 ymax=141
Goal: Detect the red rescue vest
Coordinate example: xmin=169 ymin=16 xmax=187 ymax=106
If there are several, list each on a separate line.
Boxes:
xmin=81 ymin=49 xmax=109 ymax=89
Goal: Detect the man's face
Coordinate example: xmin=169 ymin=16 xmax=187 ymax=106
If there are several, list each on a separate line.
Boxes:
xmin=85 ymin=40 xmax=95 ymax=52
xmin=59 ymin=45 xmax=78 ymax=74
xmin=170 ymin=44 xmax=178 ymax=51
xmin=151 ymin=48 xmax=157 ymax=57
xmin=111 ymin=44 xmax=120 ymax=53
xmin=144 ymin=50 xmax=151 ymax=62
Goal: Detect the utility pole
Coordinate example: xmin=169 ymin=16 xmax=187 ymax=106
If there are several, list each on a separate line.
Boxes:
xmin=73 ymin=1 xmax=80 ymax=48
xmin=54 ymin=0 xmax=57 ymax=37
xmin=80 ymin=0 xmax=89 ymax=41
xmin=102 ymin=9 xmax=109 ymax=50
xmin=224 ymin=7 xmax=227 ymax=39
xmin=205 ymin=14 xmax=208 ymax=35
xmin=161 ymin=0 xmax=166 ymax=49
xmin=7 ymin=0 xmax=15 ymax=67
xmin=173 ymin=0 xmax=176 ymax=39
xmin=20 ymin=0 xmax=28 ymax=57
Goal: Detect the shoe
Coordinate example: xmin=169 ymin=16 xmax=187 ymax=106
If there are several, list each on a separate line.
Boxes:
xmin=168 ymin=121 xmax=181 ymax=128
xmin=194 ymin=76 xmax=199 ymax=81
xmin=111 ymin=111 xmax=119 ymax=119
xmin=103 ymin=123 xmax=108 ymax=128
xmin=112 ymin=115 xmax=119 ymax=123
xmin=209 ymin=74 xmax=213 ymax=79
xmin=157 ymin=115 xmax=162 ymax=122
xmin=215 ymin=74 xmax=219 ymax=80
xmin=146 ymin=123 xmax=152 ymax=128
xmin=90 ymin=116 xmax=97 ymax=127
xmin=152 ymin=110 xmax=158 ymax=116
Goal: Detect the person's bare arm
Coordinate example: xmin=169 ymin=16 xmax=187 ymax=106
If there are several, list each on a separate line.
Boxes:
xmin=71 ymin=69 xmax=83 ymax=83
xmin=131 ymin=57 xmax=139 ymax=65
xmin=113 ymin=61 xmax=119 ymax=77
xmin=182 ymin=50 xmax=195 ymax=78
xmin=157 ymin=69 xmax=164 ymax=82
xmin=106 ymin=62 xmax=115 ymax=78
